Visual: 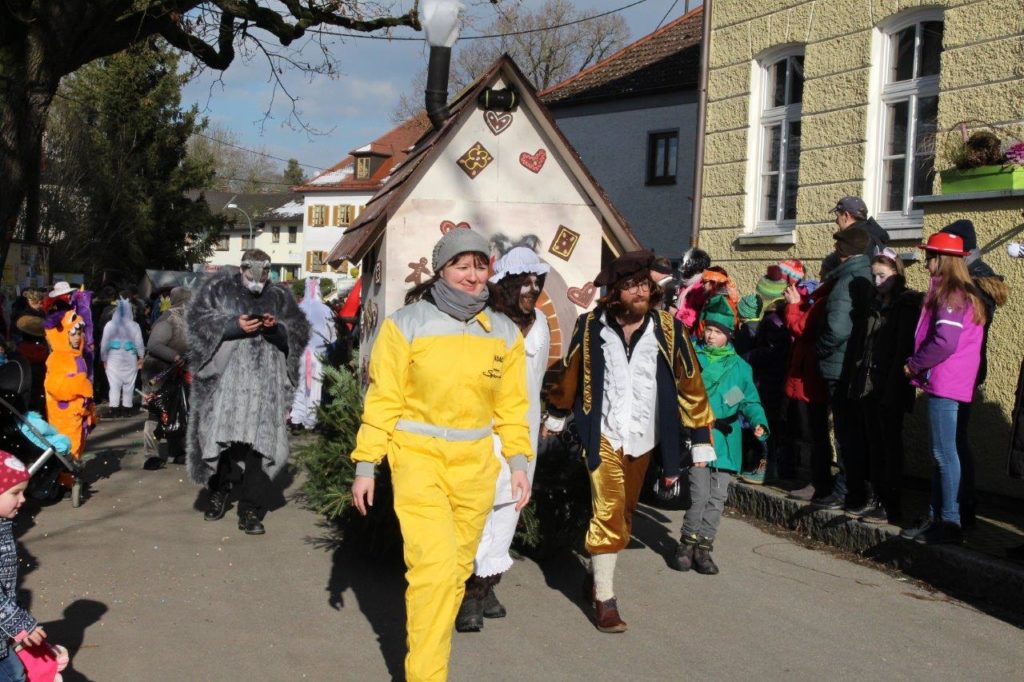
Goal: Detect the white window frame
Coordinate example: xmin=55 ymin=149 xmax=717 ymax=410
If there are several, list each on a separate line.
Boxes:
xmin=864 ymin=9 xmax=944 ymax=239
xmin=744 ymin=45 xmax=805 ymax=237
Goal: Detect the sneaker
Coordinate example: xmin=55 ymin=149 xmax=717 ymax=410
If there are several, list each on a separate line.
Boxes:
xmin=899 ymin=518 xmax=933 ymax=541
xmin=738 ymin=459 xmax=767 ymax=485
xmin=787 ymin=484 xmax=816 ymax=501
xmin=844 ymin=497 xmax=878 ymax=517
xmin=859 ymin=504 xmax=890 ymax=524
xmin=915 ymin=521 xmax=963 ymax=545
xmin=809 ymin=493 xmax=845 ymax=510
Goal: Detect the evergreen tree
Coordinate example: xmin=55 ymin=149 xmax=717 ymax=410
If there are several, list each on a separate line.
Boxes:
xmin=283 ymin=158 xmax=306 ymax=187
xmin=41 ymin=38 xmax=223 ymax=279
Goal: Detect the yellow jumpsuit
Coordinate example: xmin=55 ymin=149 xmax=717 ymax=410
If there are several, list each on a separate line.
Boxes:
xmin=352 ymin=300 xmax=532 ymax=682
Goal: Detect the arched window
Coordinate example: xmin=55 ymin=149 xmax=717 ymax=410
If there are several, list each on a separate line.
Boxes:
xmin=746 ymin=46 xmax=804 ymax=234
xmin=867 ymin=11 xmax=944 ymax=231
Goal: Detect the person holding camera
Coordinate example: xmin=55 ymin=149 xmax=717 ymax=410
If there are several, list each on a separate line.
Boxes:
xmin=185 ymin=249 xmax=310 ymax=535
xmin=544 ymin=250 xmax=714 ymax=633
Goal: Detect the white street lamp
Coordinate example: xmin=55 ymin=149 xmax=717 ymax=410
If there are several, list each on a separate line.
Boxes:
xmin=226 ymin=202 xmax=258 ymax=247
xmin=421 ymin=0 xmax=464 ymax=129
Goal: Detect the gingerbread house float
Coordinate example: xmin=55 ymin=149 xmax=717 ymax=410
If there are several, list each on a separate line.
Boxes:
xmin=327 ymin=55 xmax=642 ymax=377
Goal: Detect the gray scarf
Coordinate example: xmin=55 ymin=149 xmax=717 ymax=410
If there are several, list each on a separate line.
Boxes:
xmin=432 ymin=279 xmax=489 ymax=321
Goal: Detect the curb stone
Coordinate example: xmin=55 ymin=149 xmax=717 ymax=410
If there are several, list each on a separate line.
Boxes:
xmin=727 ymin=481 xmax=1024 ymax=618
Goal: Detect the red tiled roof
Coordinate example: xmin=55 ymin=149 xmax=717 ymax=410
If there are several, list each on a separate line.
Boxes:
xmin=293 ymin=115 xmax=428 ymax=193
xmin=539 ymin=8 xmax=703 ymax=106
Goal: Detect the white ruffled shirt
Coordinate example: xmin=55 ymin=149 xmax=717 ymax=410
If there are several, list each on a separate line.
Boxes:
xmin=599 ymin=313 xmax=659 ymax=457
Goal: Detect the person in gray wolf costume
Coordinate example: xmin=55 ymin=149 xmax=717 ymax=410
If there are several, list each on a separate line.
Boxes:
xmin=186 ymin=249 xmax=310 ymax=535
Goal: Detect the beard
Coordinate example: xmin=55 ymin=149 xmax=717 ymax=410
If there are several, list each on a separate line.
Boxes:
xmin=608 ymin=295 xmax=650 ymax=320
xmin=517 ymin=292 xmax=538 ymax=315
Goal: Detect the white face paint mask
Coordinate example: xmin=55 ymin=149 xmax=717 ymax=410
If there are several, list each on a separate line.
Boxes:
xmin=241 ymin=260 xmax=271 ymax=294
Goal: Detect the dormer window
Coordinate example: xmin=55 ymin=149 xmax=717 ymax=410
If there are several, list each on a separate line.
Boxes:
xmin=356 ymin=157 xmax=371 ymax=180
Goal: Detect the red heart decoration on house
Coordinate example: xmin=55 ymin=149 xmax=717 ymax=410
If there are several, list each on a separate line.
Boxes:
xmin=519 ymin=149 xmax=547 ymax=173
xmin=440 ymin=220 xmax=471 ymax=234
xmin=484 ymin=111 xmax=513 ymax=135
xmin=567 ymin=282 xmax=596 ymax=308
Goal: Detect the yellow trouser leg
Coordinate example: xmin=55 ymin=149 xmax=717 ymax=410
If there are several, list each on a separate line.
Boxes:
xmin=585 ymin=436 xmax=651 ymax=555
xmin=391 ymin=435 xmax=498 ymax=682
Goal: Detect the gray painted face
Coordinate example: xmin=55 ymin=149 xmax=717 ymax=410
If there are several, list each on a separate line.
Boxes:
xmin=241 ymin=260 xmax=271 ymax=293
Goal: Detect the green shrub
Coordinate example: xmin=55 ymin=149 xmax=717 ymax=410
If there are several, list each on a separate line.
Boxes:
xmin=292 ymin=364 xmax=592 ymax=558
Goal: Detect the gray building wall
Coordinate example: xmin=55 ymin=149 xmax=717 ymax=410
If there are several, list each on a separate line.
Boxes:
xmin=549 ymin=90 xmax=698 ymax=257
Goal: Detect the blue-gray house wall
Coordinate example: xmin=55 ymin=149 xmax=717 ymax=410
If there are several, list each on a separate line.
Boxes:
xmin=549 ymin=90 xmax=698 ymax=257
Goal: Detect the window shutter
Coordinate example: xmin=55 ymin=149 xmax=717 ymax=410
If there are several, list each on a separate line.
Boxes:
xmin=331 ymin=205 xmax=339 ymax=227
xmin=307 ymin=205 xmax=314 ymax=226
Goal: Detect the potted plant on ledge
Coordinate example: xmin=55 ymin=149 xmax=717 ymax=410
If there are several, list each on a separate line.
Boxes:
xmin=940 ymin=124 xmax=1024 ymax=194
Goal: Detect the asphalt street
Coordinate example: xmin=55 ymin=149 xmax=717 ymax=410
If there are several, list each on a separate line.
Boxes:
xmin=13 ymin=416 xmax=1022 ymax=681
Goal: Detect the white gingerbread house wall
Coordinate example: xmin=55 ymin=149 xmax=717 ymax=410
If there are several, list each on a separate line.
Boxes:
xmin=352 ymin=60 xmax=639 ymax=379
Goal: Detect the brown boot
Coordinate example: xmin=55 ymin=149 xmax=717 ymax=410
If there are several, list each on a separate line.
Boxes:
xmin=594 ymin=598 xmax=628 ymax=633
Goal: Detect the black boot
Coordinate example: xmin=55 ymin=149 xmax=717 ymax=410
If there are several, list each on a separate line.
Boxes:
xmin=481 ymin=574 xmax=506 ymax=619
xmin=670 ymin=533 xmax=698 ymax=572
xmin=693 ymin=537 xmax=719 ymax=575
xmin=143 ymin=457 xmax=165 ymax=471
xmin=456 ymin=576 xmax=486 ymax=632
xmin=204 ymin=489 xmax=230 ymax=521
xmin=238 ymin=509 xmax=266 ymax=535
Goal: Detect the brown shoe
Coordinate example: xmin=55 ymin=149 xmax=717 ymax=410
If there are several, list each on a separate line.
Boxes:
xmin=594 ymin=598 xmax=628 ymax=633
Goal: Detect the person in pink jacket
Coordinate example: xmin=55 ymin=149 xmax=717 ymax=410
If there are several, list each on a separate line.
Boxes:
xmin=900 ymin=232 xmax=986 ymax=545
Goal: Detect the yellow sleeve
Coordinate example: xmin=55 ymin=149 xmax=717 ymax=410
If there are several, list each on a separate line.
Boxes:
xmin=493 ymin=332 xmax=533 ymax=462
xmin=351 ymin=319 xmax=410 ymax=464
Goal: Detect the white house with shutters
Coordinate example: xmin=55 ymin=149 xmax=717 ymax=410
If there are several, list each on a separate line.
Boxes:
xmin=294 ymin=118 xmax=425 ymax=276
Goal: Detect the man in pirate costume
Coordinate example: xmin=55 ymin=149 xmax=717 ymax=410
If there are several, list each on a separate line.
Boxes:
xmin=544 ymin=250 xmax=715 ymax=632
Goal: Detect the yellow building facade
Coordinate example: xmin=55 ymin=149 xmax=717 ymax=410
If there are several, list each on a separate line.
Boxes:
xmin=699 ymin=0 xmax=1024 ymax=498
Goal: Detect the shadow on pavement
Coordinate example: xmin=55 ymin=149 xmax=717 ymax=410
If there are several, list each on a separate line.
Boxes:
xmin=43 ymin=599 xmax=108 ymax=682
xmin=309 ymin=529 xmax=407 ymax=681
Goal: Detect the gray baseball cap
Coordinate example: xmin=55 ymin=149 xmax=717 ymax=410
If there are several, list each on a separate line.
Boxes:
xmin=431 ymin=228 xmax=490 ymax=272
xmin=831 ymin=196 xmax=868 ymax=218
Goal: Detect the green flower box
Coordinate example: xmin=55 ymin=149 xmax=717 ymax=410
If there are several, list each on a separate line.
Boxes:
xmin=940 ymin=165 xmax=1024 ymax=194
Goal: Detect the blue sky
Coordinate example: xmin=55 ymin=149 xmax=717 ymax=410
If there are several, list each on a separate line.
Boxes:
xmin=179 ymin=0 xmax=701 ymax=178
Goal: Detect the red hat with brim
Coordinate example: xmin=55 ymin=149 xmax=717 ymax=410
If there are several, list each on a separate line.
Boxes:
xmin=919 ymin=232 xmax=969 ymax=257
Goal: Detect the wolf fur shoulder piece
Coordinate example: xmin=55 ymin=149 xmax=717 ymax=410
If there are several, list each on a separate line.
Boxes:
xmin=185 ymin=274 xmax=311 ymax=484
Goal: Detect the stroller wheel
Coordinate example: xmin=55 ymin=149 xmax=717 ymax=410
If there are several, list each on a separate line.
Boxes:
xmin=71 ymin=480 xmax=82 ymax=508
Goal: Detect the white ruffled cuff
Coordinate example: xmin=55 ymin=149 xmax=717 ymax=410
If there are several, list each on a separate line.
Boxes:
xmin=544 ymin=414 xmax=566 ymax=433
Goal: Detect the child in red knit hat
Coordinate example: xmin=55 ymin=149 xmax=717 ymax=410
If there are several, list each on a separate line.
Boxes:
xmin=0 ymin=454 xmax=70 ymax=681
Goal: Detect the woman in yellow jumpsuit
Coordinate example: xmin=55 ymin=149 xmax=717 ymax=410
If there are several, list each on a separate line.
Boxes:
xmin=351 ymin=229 xmax=533 ymax=682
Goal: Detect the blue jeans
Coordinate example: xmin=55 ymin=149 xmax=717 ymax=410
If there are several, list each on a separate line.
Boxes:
xmin=0 ymin=647 xmax=25 ymax=682
xmin=928 ymin=396 xmax=962 ymax=525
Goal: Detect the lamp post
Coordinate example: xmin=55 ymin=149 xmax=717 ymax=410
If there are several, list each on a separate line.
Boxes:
xmin=422 ymin=0 xmax=464 ymax=130
xmin=226 ymin=202 xmax=256 ymax=248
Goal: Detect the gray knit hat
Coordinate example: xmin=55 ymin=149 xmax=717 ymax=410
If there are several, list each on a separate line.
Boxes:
xmin=431 ymin=229 xmax=490 ymax=272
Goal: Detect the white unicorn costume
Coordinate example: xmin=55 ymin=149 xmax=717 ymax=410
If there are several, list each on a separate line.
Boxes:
xmin=290 ymin=278 xmax=336 ymax=430
xmin=100 ymin=298 xmax=144 ymax=409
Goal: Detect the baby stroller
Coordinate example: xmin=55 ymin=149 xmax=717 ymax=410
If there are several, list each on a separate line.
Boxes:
xmin=0 ymin=358 xmax=84 ymax=506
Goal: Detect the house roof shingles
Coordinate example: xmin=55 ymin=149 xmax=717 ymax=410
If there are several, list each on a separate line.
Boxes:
xmin=293 ymin=116 xmax=428 ymax=193
xmin=538 ymin=9 xmax=703 ymax=107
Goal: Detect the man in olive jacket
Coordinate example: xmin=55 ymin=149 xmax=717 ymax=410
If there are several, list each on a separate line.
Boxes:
xmin=814 ymin=227 xmax=875 ymax=511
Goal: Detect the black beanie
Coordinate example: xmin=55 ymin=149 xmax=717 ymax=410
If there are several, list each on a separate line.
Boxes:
xmin=940 ymin=219 xmax=977 ymax=252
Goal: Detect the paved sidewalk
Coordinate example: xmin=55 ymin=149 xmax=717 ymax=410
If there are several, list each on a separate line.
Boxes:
xmin=13 ymin=414 xmax=1024 ymax=681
